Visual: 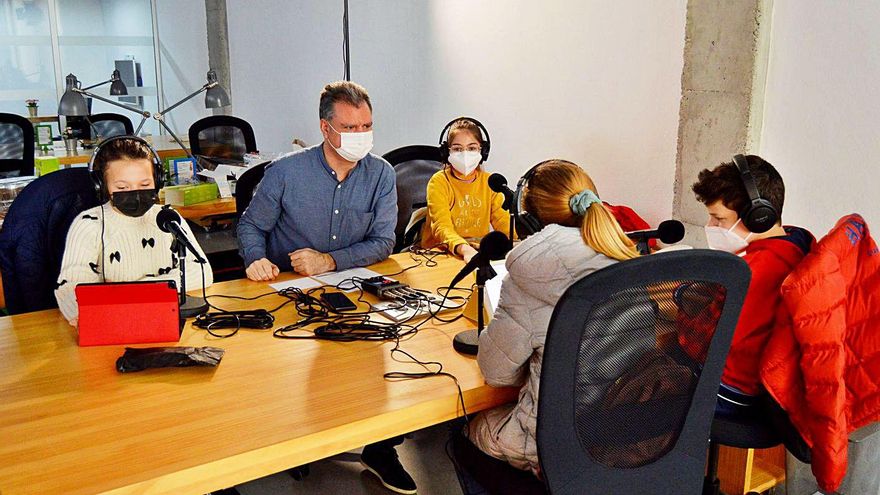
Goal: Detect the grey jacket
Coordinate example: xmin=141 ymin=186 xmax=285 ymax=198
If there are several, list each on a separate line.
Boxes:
xmin=465 ymin=223 xmax=617 ymax=473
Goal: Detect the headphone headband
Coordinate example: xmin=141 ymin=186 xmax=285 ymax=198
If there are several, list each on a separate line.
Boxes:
xmin=733 ymin=154 xmax=762 ymax=205
xmin=438 ymin=116 xmax=491 ymax=164
xmin=89 ymin=135 xmax=164 ymax=201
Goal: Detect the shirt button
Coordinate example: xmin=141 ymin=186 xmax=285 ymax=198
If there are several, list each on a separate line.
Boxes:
xmin=334 ymin=209 xmax=339 ymax=214
xmin=337 ymin=184 xmax=341 ymax=189
xmin=332 ymin=235 xmax=337 ymax=240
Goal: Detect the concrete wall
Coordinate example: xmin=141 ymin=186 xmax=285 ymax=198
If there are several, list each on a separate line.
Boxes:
xmin=672 ymin=0 xmax=769 ymax=246
xmin=227 ymin=0 xmax=688 ymax=226
xmin=758 ymin=0 xmax=880 ymax=236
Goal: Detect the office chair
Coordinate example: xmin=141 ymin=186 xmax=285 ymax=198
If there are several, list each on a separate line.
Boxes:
xmin=0 ymin=112 xmax=35 ymax=177
xmin=536 ymin=249 xmax=750 ymax=495
xmin=188 ymin=115 xmax=257 ymax=167
xmin=87 ymin=113 xmax=134 ymax=140
xmin=235 ymin=162 xmax=268 ymax=216
xmin=382 ymin=144 xmax=442 ymax=252
xmin=0 ymin=168 xmax=99 ymax=314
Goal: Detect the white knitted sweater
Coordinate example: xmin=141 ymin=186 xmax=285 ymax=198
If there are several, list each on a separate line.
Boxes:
xmin=54 ymin=203 xmax=213 ymax=323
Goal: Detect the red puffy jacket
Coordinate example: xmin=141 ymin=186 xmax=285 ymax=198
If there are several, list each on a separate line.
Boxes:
xmin=761 ymin=214 xmax=880 ymax=492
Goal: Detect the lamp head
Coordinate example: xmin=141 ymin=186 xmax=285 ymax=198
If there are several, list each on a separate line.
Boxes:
xmin=109 ymin=69 xmax=128 ymax=96
xmin=58 ymin=73 xmax=88 ymax=116
xmin=204 ymin=70 xmax=230 ymax=108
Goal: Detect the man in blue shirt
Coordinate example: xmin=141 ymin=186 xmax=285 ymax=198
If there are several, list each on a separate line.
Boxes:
xmin=238 ymin=80 xmax=397 ymax=280
xmin=237 ymin=81 xmax=415 ymax=494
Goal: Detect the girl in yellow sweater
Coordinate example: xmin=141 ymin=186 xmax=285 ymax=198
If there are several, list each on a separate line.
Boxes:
xmin=421 ymin=117 xmax=511 ymax=261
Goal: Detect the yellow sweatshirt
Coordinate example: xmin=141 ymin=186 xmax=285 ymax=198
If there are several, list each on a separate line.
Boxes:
xmin=420 ymin=167 xmax=511 ymax=252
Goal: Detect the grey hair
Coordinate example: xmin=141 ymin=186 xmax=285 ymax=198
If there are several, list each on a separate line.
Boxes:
xmin=319 ymin=81 xmax=372 ymax=121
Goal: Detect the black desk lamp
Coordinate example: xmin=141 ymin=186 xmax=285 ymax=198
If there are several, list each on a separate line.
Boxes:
xmin=58 ymin=70 xmax=231 ymax=161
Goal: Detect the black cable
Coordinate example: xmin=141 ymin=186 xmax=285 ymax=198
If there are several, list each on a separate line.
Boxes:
xmin=342 ymin=0 xmax=351 ymax=81
xmin=188 ymin=262 xmax=473 ymax=422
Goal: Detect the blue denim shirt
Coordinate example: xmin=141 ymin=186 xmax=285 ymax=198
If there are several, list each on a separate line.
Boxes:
xmin=237 ymin=144 xmax=397 ymax=272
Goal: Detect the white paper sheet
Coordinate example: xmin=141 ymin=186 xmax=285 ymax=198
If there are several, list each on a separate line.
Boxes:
xmin=269 ymin=276 xmax=323 ymax=292
xmin=484 ymin=260 xmax=508 ymax=316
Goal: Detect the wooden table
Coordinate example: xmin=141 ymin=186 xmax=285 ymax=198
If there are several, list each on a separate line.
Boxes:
xmin=0 ymin=254 xmax=516 ymax=495
xmin=49 ymin=135 xmax=190 ymax=166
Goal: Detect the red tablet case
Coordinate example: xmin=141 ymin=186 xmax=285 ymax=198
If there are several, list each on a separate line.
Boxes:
xmin=76 ymin=281 xmax=181 ymax=347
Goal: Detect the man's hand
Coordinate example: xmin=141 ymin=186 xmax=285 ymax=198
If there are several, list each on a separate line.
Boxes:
xmin=246 ymin=258 xmax=280 ymax=281
xmin=289 ymin=248 xmax=336 ymax=276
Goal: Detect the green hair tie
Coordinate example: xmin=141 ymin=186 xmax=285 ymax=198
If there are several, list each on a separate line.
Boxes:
xmin=569 ymin=189 xmax=601 ymax=216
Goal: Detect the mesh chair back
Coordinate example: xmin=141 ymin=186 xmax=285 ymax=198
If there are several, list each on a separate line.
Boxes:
xmin=383 ymin=145 xmax=442 ymax=252
xmin=189 ymin=115 xmax=257 ymax=166
xmin=537 ymin=250 xmax=750 ymax=494
xmin=0 ymin=113 xmax=34 ymax=177
xmin=88 ymin=113 xmax=134 ymax=140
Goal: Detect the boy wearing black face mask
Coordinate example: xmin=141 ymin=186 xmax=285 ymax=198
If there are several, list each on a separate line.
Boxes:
xmin=54 ymin=137 xmax=213 ymax=327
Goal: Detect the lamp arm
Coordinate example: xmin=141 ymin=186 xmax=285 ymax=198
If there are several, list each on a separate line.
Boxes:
xmin=156 ymin=83 xmax=211 ymax=117
xmin=81 ymin=79 xmax=112 ymax=91
xmin=74 ymin=88 xmax=151 ymax=119
xmin=154 ymin=117 xmax=195 ymax=161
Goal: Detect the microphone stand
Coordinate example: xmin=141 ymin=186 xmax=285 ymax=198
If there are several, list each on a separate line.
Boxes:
xmin=500 ymin=192 xmax=515 ymax=250
xmin=173 ymin=239 xmax=209 ymax=318
xmin=452 ymin=262 xmax=498 ymax=355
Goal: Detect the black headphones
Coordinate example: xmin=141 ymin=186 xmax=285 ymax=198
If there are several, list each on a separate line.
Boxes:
xmin=513 ymin=159 xmax=581 ymax=239
xmin=89 ymin=135 xmax=164 ymax=202
xmin=438 ymin=116 xmax=491 ymax=164
xmin=732 ymin=154 xmax=778 ymax=234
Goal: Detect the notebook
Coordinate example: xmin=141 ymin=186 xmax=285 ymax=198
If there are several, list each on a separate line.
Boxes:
xmin=75 ymin=281 xmax=181 ymax=347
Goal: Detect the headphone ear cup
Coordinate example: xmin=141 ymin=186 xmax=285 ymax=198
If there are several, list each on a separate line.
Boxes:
xmin=438 ymin=141 xmax=449 ymax=164
xmin=153 ymin=155 xmax=164 ymax=190
xmin=742 ymin=199 xmax=778 ymax=234
xmin=516 ymin=212 xmax=542 ymax=239
xmin=480 ymin=139 xmax=490 ymax=163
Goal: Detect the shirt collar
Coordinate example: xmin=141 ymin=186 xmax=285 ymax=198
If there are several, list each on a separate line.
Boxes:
xmin=316 ymin=143 xmax=362 ymax=181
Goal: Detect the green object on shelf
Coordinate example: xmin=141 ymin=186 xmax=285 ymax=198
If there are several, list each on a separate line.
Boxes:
xmin=35 ymin=156 xmax=61 ymax=176
xmin=162 ymin=182 xmax=219 ymax=206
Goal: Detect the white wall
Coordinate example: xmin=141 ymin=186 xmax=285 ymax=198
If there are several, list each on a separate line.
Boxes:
xmin=759 ymin=1 xmax=880 ymax=236
xmin=155 ymin=0 xmax=211 ymax=136
xmin=228 ymin=0 xmax=687 ymax=225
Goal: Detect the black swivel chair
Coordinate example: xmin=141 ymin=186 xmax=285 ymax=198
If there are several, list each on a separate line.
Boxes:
xmin=0 ymin=168 xmax=99 ymax=314
xmin=188 ymin=115 xmax=257 ymax=167
xmin=535 ymin=250 xmax=751 ymax=494
xmin=382 ymin=145 xmax=443 ymax=252
xmin=0 ymin=112 xmax=35 ymax=177
xmin=235 ymin=162 xmax=268 ymax=216
xmin=87 ymin=113 xmax=134 ymax=140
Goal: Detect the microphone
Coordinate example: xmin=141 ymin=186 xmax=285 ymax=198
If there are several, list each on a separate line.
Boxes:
xmin=449 ymin=231 xmax=511 ymax=288
xmin=156 ymin=208 xmax=207 ymax=263
xmin=488 ymin=173 xmax=514 ymax=211
xmin=626 ymin=219 xmax=686 ymax=245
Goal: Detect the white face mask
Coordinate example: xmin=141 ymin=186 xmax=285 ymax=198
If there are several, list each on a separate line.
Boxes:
xmin=705 ymin=219 xmax=752 ymax=254
xmin=448 ymin=151 xmax=482 ymax=176
xmin=327 ymin=123 xmax=373 ymax=162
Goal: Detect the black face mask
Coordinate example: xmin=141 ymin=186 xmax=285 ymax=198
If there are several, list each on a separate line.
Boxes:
xmin=111 ymin=189 xmax=157 ymax=218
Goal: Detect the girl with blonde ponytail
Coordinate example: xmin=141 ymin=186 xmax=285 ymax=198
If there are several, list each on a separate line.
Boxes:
xmin=524 ymin=159 xmax=638 ymax=261
xmin=453 ymin=159 xmax=638 ymax=491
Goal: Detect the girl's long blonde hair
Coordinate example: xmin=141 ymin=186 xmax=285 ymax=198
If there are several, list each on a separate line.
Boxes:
xmin=524 ymin=159 xmax=638 ymax=261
